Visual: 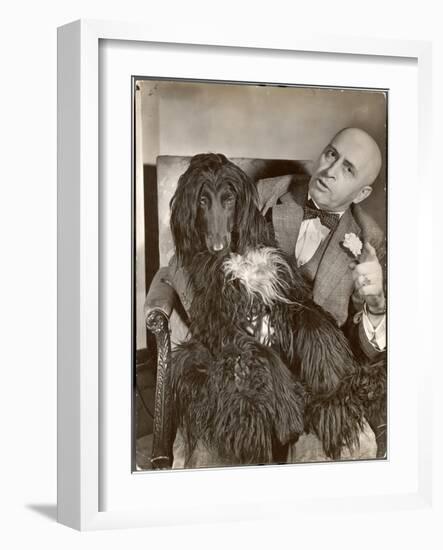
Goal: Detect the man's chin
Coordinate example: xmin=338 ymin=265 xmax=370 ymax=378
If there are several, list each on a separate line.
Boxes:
xmin=309 ymin=184 xmax=329 ymax=208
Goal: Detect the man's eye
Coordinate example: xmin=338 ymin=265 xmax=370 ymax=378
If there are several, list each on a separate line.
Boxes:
xmin=344 ymin=165 xmax=354 ymax=175
xmin=325 ymin=149 xmax=336 ymax=159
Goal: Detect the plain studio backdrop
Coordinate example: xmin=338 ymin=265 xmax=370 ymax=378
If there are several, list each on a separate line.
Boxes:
xmin=0 ymin=1 xmax=441 ymax=549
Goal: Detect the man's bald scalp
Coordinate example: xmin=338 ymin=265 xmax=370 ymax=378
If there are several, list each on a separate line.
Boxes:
xmin=333 ymin=127 xmax=382 ymax=186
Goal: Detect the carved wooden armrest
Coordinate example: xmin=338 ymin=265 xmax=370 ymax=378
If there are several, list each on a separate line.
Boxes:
xmin=145 ymin=308 xmax=174 ymax=469
xmin=144 ymin=266 xmax=178 ymax=469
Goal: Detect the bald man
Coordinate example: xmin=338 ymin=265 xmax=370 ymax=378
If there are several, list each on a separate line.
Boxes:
xmin=259 ymin=127 xmax=385 ymax=351
xmin=305 ymin=128 xmax=385 ymax=336
xmin=309 ymin=127 xmax=382 ymax=212
xmin=258 ymin=128 xmax=386 ymax=459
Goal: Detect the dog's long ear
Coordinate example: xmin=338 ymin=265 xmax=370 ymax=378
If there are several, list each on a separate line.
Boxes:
xmin=170 ymin=161 xmax=204 ymax=267
xmin=233 ymin=169 xmax=272 ymax=253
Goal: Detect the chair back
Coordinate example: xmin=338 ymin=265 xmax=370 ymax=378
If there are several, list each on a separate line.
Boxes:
xmin=156 ymin=156 xmax=313 ymax=265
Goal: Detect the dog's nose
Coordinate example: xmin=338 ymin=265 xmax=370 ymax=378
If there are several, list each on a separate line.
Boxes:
xmin=206 ymin=234 xmax=230 ymax=253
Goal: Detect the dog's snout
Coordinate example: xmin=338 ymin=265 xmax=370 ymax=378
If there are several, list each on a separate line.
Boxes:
xmin=206 ymin=234 xmax=230 ymax=254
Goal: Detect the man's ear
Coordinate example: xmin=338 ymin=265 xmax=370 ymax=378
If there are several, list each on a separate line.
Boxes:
xmin=352 ymin=185 xmax=373 ymax=205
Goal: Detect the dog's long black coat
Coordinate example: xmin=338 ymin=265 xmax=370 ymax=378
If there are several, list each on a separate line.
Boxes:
xmin=169 ymin=153 xmax=386 ymax=464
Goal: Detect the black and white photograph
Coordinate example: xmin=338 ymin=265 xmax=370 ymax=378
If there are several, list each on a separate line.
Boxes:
xmin=4 ymin=0 xmax=439 ymax=542
xmin=133 ymin=78 xmax=388 ymax=471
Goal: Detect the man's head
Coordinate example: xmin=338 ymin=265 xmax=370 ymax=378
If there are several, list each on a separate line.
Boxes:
xmin=308 ymin=127 xmax=382 ymax=212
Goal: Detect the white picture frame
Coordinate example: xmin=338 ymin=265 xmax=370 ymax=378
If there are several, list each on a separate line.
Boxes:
xmin=57 ymin=19 xmax=434 ymax=531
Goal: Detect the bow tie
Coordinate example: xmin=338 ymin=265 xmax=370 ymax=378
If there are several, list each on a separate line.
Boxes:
xmin=303 ymin=199 xmax=340 ymax=231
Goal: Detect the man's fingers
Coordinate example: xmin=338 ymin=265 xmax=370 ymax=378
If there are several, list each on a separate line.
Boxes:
xmin=360 ymin=241 xmax=378 ymax=263
xmin=357 ymin=284 xmax=381 ymax=299
xmin=356 ymin=274 xmax=372 ymax=288
xmin=352 ymin=262 xmax=380 ymax=276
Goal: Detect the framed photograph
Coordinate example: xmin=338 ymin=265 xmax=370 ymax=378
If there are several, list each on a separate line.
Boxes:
xmin=58 ymin=19 xmax=433 ymax=530
xmin=135 ymin=78 xmax=388 ymax=472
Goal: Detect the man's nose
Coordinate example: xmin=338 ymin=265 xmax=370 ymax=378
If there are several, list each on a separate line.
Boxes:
xmin=324 ymin=159 xmax=340 ymax=179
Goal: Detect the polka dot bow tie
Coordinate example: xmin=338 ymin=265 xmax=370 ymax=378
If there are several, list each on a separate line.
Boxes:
xmin=303 ymin=199 xmax=340 ymax=231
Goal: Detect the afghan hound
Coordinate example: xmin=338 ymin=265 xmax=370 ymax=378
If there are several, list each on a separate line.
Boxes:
xmin=168 ymin=153 xmax=386 ymax=466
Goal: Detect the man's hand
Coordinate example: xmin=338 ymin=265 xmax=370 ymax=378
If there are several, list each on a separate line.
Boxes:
xmin=349 ymin=242 xmax=385 ymax=316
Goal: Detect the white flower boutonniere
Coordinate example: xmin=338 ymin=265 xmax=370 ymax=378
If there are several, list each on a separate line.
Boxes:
xmin=342 ymin=232 xmax=363 ymax=259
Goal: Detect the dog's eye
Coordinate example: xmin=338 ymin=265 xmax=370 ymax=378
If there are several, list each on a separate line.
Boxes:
xmin=224 ymin=193 xmax=235 ymax=204
xmin=199 ymin=196 xmax=208 ymax=206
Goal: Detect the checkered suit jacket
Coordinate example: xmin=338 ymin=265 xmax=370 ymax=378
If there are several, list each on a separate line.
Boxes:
xmin=257 ymin=174 xmax=386 ymax=359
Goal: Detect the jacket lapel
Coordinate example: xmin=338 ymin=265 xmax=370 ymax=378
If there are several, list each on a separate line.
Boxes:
xmin=313 ymin=210 xmax=361 ymax=308
xmin=270 ymin=184 xmax=362 ymax=313
xmin=271 ymin=185 xmax=307 ymax=255
xmin=272 ymin=203 xmax=304 ymax=255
